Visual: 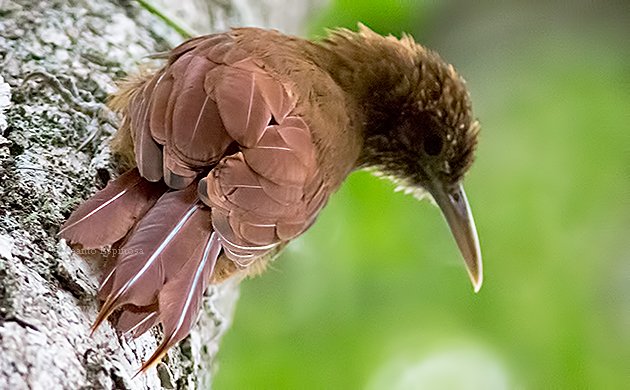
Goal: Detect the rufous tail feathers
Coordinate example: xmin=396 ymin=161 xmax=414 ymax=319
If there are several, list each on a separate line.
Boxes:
xmin=60 ymin=169 xmax=222 ymax=371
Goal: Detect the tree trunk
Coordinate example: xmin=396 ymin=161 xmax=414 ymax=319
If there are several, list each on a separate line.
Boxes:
xmin=0 ymin=0 xmax=322 ymax=388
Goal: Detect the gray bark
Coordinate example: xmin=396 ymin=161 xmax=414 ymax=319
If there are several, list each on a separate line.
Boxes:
xmin=0 ymin=0 xmax=322 ymax=388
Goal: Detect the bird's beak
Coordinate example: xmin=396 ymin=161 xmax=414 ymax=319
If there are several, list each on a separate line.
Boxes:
xmin=428 ymin=183 xmax=483 ymax=293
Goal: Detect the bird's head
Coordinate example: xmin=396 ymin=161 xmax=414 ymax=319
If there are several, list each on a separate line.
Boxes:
xmin=365 ymin=72 xmax=483 ymax=292
xmin=319 ymin=25 xmax=483 ymax=291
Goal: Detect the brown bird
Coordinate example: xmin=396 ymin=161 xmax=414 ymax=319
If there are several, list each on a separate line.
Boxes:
xmin=59 ymin=25 xmax=482 ymax=371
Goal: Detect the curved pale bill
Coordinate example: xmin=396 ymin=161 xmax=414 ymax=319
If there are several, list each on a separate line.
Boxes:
xmin=429 ymin=183 xmax=483 ymax=292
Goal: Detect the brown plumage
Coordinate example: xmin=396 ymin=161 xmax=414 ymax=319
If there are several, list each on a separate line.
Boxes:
xmin=60 ymin=25 xmax=482 ymax=371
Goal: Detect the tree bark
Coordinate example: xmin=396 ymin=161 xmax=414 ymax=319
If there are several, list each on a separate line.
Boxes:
xmin=0 ymin=0 xmax=322 ymax=388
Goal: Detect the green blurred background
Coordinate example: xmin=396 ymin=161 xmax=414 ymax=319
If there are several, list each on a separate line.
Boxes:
xmin=215 ymin=1 xmax=630 ymax=389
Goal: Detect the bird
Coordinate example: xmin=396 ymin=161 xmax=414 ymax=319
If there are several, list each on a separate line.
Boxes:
xmin=59 ymin=25 xmax=482 ymax=371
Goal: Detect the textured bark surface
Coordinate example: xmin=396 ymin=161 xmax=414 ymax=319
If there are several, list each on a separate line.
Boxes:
xmin=0 ymin=0 xmax=321 ymax=388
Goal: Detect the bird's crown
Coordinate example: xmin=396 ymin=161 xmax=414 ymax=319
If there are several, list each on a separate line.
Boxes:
xmin=319 ymin=24 xmax=480 ymax=189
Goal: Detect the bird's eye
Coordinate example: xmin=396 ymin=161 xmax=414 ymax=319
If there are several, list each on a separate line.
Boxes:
xmin=423 ymin=133 xmax=443 ymax=156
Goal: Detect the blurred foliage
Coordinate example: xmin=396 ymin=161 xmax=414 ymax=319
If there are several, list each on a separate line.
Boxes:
xmin=215 ymin=1 xmax=630 ymax=389
xmin=309 ymin=0 xmax=425 ymax=37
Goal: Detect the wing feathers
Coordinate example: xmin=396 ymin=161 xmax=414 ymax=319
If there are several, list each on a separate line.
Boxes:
xmin=149 ymin=71 xmax=173 ymax=145
xmin=200 ymin=113 xmax=327 ymax=260
xmin=215 ymin=68 xmax=272 ymax=148
xmin=170 ymin=57 xmax=232 ymax=167
xmin=132 ymin=74 xmax=164 ymax=181
xmin=255 ymin=73 xmax=296 ymax=123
